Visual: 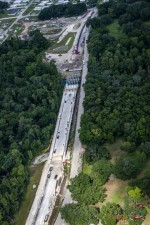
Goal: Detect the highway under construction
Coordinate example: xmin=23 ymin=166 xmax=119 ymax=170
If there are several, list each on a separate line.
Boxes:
xmin=26 ymin=8 xmax=97 ymax=225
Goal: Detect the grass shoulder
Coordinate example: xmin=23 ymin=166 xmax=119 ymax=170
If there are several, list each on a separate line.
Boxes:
xmin=49 ymin=32 xmax=76 ymax=54
xmin=23 ymin=4 xmax=35 ymax=16
xmin=15 ymin=162 xmax=45 ymax=225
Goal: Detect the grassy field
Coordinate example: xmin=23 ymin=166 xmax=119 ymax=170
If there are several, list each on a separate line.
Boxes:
xmin=103 ymin=140 xmax=128 ymax=206
xmin=107 ymin=20 xmax=124 ymax=39
xmin=15 ymin=162 xmax=45 ymax=225
xmin=31 ymin=10 xmax=40 ymax=16
xmin=49 ymin=32 xmax=76 ymax=53
xmin=144 ymin=21 xmax=150 ymax=25
xmin=23 ymin=4 xmax=35 ymax=16
xmin=104 ymin=179 xmax=128 ymax=207
xmin=8 ymin=23 xmax=25 ymax=37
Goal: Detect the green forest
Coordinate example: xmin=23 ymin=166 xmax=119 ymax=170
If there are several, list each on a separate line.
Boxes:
xmin=61 ymin=0 xmax=150 ymax=224
xmin=0 ymin=31 xmax=63 ymax=224
xmin=38 ymin=2 xmax=87 ymax=20
xmin=0 ymin=1 xmax=8 ymax=13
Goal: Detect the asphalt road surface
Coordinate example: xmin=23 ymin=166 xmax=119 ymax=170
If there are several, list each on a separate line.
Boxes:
xmin=35 ymin=163 xmax=61 ymax=225
xmin=54 ymin=27 xmax=90 ymax=225
xmin=25 ymin=85 xmax=78 ymax=225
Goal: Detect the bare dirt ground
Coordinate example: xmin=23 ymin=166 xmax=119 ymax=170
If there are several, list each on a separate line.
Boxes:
xmin=19 ymin=17 xmax=77 ymax=38
xmin=31 ymin=153 xmax=49 ymax=167
xmin=104 ymin=178 xmax=128 ymax=207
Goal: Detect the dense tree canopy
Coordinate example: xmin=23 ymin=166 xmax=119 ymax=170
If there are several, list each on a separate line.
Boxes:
xmin=120 ymin=141 xmax=136 ymax=152
xmin=38 ymin=3 xmax=87 ymax=20
xmin=80 ymin=0 xmax=150 ymax=161
xmin=0 ymin=1 xmax=8 ymax=11
xmin=98 ymin=0 xmax=150 ymax=22
xmin=129 ymin=176 xmax=150 ymax=197
xmin=128 ymin=187 xmax=143 ymax=201
xmin=114 ymin=153 xmax=146 ymax=180
xmin=61 ymin=203 xmax=98 ymax=225
xmin=86 ymin=0 xmax=97 ymax=8
xmin=84 ymin=145 xmax=111 ymax=163
xmin=92 ymin=159 xmax=113 ymax=184
xmin=68 ymin=173 xmax=106 ymax=205
xmin=99 ymin=202 xmax=122 ymax=225
xmin=78 ymin=0 xmax=150 ymax=221
xmin=124 ymin=194 xmax=148 ymax=225
xmin=0 ymin=35 xmax=62 ymax=224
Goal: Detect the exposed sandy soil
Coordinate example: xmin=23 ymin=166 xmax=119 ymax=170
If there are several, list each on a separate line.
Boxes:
xmin=31 ymin=152 xmax=49 ymax=167
xmin=104 ymin=178 xmax=128 ymax=207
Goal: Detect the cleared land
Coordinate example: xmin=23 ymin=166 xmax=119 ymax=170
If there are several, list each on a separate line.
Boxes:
xmin=41 ymin=28 xmax=61 ymax=35
xmin=49 ymin=32 xmax=76 ymax=53
xmin=107 ymin=20 xmax=124 ymax=39
xmin=15 ymin=162 xmax=45 ymax=225
xmin=104 ymin=179 xmax=128 ymax=206
xmin=103 ymin=140 xmax=128 ymax=206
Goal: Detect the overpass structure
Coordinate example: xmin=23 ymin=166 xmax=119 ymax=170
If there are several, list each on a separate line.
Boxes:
xmin=66 ymin=73 xmax=81 ymax=85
